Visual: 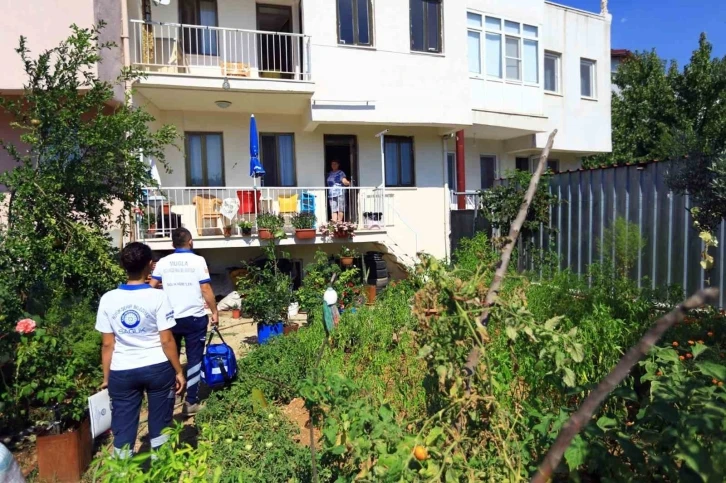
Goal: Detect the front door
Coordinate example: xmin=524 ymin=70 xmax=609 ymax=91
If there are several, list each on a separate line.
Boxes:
xmin=257 ymin=4 xmax=293 ymax=79
xmin=324 ymin=135 xmax=359 ymax=224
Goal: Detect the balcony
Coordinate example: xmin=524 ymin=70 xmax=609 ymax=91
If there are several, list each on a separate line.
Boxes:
xmin=129 ymin=20 xmax=313 ymax=97
xmin=136 ymin=186 xmax=392 ymax=250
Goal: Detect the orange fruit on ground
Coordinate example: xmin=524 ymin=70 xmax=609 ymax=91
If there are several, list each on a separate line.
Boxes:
xmin=414 ymin=445 xmax=429 ymax=461
xmin=679 ymin=356 xmax=685 ymax=361
xmin=719 ymin=382 xmax=724 ymax=387
xmin=707 ymin=332 xmax=714 ymax=337
xmin=713 ymin=379 xmax=719 ymax=385
xmin=697 ymin=340 xmax=704 ymax=344
xmin=672 ymin=341 xmax=679 ymax=347
xmin=656 ymin=371 xmax=663 ymax=376
xmin=688 ymin=340 xmax=695 ymax=345
xmin=686 ymin=353 xmax=693 ymax=359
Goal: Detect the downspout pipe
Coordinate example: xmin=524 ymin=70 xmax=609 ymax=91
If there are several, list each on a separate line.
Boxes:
xmin=455 ymin=130 xmax=466 ymax=209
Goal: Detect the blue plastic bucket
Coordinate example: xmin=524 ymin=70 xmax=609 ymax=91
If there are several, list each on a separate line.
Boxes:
xmin=257 ymin=322 xmax=284 ymax=344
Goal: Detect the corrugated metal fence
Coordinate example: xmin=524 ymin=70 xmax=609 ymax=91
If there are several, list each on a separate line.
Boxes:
xmin=451 ymin=162 xmax=726 ymax=306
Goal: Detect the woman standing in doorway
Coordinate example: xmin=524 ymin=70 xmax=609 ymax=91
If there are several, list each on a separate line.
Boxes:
xmin=327 ymin=160 xmax=350 ymax=222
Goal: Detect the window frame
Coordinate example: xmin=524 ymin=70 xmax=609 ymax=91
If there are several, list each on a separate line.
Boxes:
xmin=185 ymin=132 xmax=226 ymax=187
xmin=544 ymin=51 xmax=561 ymax=94
xmin=259 ymin=132 xmax=298 ymax=187
xmin=473 ymin=12 xmax=539 ymax=85
xmin=384 ymin=135 xmax=416 ymax=188
xmin=409 ymin=0 xmax=443 ymax=54
xmin=336 ymin=0 xmax=374 ymax=47
xmin=580 ymin=58 xmax=597 ymax=99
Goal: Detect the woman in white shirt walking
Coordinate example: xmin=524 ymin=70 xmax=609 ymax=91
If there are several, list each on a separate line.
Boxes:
xmin=96 ymin=242 xmax=185 ymax=457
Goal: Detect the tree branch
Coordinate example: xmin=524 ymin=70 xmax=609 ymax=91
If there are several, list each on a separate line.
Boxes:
xmin=531 ymin=287 xmax=720 ymax=483
xmin=462 ymin=129 xmax=558 ymax=377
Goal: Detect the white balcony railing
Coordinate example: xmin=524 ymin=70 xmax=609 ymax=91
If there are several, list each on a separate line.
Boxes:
xmin=450 ymin=191 xmax=481 ymax=210
xmin=135 ymin=186 xmax=391 ymax=241
xmin=129 ymin=20 xmax=312 ymax=81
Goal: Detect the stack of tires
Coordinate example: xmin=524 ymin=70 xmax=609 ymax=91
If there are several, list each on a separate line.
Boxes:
xmin=364 ymin=251 xmax=388 ymax=293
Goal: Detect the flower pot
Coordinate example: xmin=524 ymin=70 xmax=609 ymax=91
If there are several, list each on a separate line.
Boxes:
xmin=37 ymin=418 xmax=92 ymax=483
xmin=223 ymin=226 xmax=232 ymax=238
xmin=340 ymin=256 xmax=354 ymax=267
xmin=257 ymin=322 xmax=284 ymax=344
xmin=162 ymin=203 xmax=171 ymax=215
xmin=232 ymin=308 xmax=241 ymax=319
xmin=294 ymin=228 xmax=316 ymax=240
xmin=147 ymin=223 xmax=156 ymax=236
xmin=241 ymin=228 xmax=252 ymax=236
xmin=366 ymin=285 xmax=377 ymax=305
xmin=258 ymin=228 xmax=274 ymax=240
xmin=283 ymin=323 xmax=300 ymax=336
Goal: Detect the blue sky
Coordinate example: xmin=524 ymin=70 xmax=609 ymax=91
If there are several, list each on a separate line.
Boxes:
xmin=564 ymin=0 xmax=726 ymax=67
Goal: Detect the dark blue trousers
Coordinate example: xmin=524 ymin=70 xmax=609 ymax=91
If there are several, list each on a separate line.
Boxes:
xmin=108 ymin=361 xmax=175 ymax=456
xmin=172 ymin=315 xmax=208 ymax=405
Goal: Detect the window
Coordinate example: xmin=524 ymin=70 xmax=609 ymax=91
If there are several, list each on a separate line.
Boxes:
xmin=186 ymin=133 xmax=224 ymax=186
xmin=384 ymin=136 xmax=415 ymax=187
xmin=547 ymin=159 xmax=560 ymax=173
xmin=544 ymin=52 xmax=561 ymax=93
xmin=446 ymin=152 xmax=456 ymax=189
xmin=180 ymin=0 xmax=218 ymax=56
xmin=480 ymin=155 xmax=496 ymax=189
xmin=337 ymin=0 xmax=372 ymax=46
xmin=581 ymin=58 xmax=596 ymax=98
xmin=515 ymin=157 xmax=529 ymax=172
xmin=481 ymin=16 xmax=538 ymax=83
xmin=410 ymin=0 xmax=442 ymax=53
xmin=260 ymin=133 xmax=297 ymax=186
xmin=467 ymin=12 xmax=482 ymax=75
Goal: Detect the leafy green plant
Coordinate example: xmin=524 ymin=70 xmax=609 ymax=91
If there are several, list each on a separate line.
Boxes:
xmin=478 ymin=170 xmax=559 ymax=237
xmin=295 ymin=250 xmax=362 ymax=316
xmin=256 ymin=213 xmax=286 ymax=239
xmin=598 ymin=217 xmax=647 ymax=277
xmin=339 ymin=246 xmax=357 ymax=258
xmin=236 ymin=245 xmax=292 ymax=325
xmin=237 ymin=220 xmax=253 ymax=235
xmin=291 ymin=212 xmax=316 ymax=230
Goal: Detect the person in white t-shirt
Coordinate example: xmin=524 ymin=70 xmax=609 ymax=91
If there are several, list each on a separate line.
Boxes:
xmin=96 ymin=242 xmax=185 ymax=458
xmin=150 ymin=227 xmax=218 ymax=416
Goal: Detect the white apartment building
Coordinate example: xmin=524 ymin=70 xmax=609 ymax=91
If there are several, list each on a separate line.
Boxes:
xmin=7 ymin=0 xmax=610 ymax=277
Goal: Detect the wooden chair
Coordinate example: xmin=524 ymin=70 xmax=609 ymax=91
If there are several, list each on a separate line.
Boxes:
xmin=193 ymin=194 xmax=223 ymax=236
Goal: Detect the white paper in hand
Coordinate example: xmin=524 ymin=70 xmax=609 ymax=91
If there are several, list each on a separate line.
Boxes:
xmin=88 ymin=389 xmax=112 ymax=439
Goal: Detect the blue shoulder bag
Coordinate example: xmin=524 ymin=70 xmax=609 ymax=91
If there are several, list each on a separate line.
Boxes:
xmin=201 ymin=326 xmax=237 ymax=389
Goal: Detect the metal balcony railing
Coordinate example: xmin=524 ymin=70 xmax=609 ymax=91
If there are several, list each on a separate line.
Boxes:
xmin=129 ymin=20 xmax=312 ymax=81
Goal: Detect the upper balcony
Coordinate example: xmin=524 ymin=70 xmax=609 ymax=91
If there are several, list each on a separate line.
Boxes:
xmin=128 ymin=18 xmax=314 ymax=99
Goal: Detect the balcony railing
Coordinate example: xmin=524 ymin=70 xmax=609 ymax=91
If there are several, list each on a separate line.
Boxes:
xmin=135 ymin=186 xmax=391 ymax=241
xmin=450 ymin=191 xmax=481 ymax=210
xmin=129 ymin=20 xmax=312 ymax=81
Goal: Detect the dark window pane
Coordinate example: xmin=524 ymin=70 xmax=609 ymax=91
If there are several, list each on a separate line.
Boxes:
xmin=547 ymin=159 xmax=560 ymax=173
xmin=447 ymin=153 xmax=456 ymax=189
xmin=277 ymin=134 xmax=296 ymax=186
xmin=205 ymin=134 xmax=224 ymax=186
xmin=410 ymin=0 xmax=424 ymax=51
xmin=384 ymin=140 xmax=399 ymax=186
xmin=357 ymin=0 xmax=370 ymax=45
xmin=261 ymin=134 xmax=278 ymax=186
xmin=400 ymin=140 xmax=413 ymax=186
xmin=187 ymin=135 xmax=204 ymax=186
xmin=480 ymin=156 xmax=495 ymax=189
xmin=515 ymin=157 xmax=529 ymax=172
xmin=425 ymin=0 xmax=440 ymax=52
xmin=338 ymin=0 xmax=354 ymax=44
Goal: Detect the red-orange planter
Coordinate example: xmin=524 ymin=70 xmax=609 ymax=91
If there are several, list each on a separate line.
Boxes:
xmin=37 ymin=418 xmax=92 ymax=483
xmin=295 ymin=229 xmax=316 ymax=240
xmin=258 ymin=228 xmax=274 ymax=240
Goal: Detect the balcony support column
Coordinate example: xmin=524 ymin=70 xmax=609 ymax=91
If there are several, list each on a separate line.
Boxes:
xmin=456 ymin=130 xmax=466 ymax=210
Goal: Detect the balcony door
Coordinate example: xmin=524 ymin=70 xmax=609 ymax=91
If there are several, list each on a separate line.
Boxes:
xmin=257 ymin=4 xmax=294 ymax=79
xmin=180 ymin=0 xmax=218 ymax=56
xmin=324 ymin=135 xmax=359 ymax=223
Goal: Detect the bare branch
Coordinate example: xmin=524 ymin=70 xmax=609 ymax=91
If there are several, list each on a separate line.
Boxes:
xmin=531 ymin=287 xmax=720 ymax=483
xmin=463 ymin=129 xmax=558 ymax=377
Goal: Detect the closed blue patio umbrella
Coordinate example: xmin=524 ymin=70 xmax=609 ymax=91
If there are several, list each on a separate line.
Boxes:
xmin=249 ymin=114 xmax=265 ymax=184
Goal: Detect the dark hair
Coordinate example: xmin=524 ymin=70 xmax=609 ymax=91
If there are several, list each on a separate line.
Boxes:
xmin=172 ymin=227 xmax=193 ymax=248
xmin=121 ymin=242 xmax=153 ymax=278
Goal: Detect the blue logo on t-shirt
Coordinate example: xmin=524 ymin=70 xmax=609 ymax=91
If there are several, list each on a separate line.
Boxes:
xmin=120 ymin=310 xmax=141 ymax=329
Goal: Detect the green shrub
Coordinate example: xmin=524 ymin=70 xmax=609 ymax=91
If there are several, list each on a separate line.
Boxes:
xmin=598 ymin=217 xmax=647 ymax=277
xmin=451 ymin=232 xmax=499 ymax=273
xmin=294 ymin=250 xmax=362 ymax=316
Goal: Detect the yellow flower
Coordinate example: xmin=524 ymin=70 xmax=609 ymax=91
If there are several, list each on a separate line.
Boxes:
xmin=699 ymin=231 xmax=714 ymax=244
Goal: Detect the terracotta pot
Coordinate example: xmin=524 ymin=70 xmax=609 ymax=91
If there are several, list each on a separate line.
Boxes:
xmin=341 ymin=256 xmax=354 ymax=267
xmin=283 ymin=323 xmax=299 ymax=335
xmin=162 ymin=203 xmax=171 ymax=215
xmin=37 ymin=418 xmax=92 ymax=483
xmin=232 ymin=308 xmax=241 ymax=319
xmin=147 ymin=224 xmax=156 ymax=236
xmin=223 ymin=226 xmax=232 ymax=238
xmin=258 ymin=228 xmax=274 ymax=240
xmin=366 ymin=285 xmax=377 ymax=305
xmin=295 ymin=228 xmax=316 ymax=240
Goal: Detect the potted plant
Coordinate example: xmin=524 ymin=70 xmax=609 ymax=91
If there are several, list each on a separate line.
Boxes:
xmin=223 ymin=223 xmax=233 ymax=238
xmin=291 ymin=212 xmax=316 ymax=240
xmin=237 ymin=245 xmax=292 ymax=344
xmin=231 ymin=303 xmax=241 ymax=319
xmin=142 ymin=211 xmax=157 ymax=236
xmin=319 ymin=221 xmax=356 ymax=239
xmin=339 ymin=246 xmax=358 ymax=267
xmin=238 ymin=220 xmax=253 ymax=236
xmin=257 ymin=213 xmax=286 ymax=240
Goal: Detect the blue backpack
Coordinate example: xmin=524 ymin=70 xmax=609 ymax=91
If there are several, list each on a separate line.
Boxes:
xmin=201 ymin=327 xmax=237 ymax=389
